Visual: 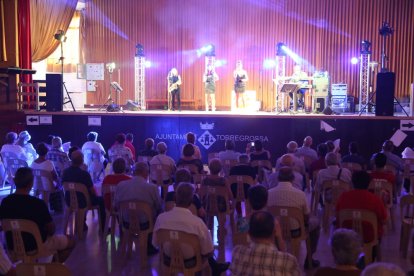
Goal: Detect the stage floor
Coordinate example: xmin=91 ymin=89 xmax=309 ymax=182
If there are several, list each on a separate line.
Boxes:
xmin=36 ymin=108 xmax=412 ymax=120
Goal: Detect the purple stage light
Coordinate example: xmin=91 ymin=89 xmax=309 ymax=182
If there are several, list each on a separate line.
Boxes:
xmin=214 ymin=59 xmax=227 ymax=67
xmin=263 ymin=59 xmax=276 ymax=69
xmin=145 ymin=61 xmax=152 ymax=68
xmin=351 ymin=57 xmax=359 ymax=64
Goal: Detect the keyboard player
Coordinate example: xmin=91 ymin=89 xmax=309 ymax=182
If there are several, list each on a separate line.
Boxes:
xmin=289 ymin=64 xmax=309 ymax=111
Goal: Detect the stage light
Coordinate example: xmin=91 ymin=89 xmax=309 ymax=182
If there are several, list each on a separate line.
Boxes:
xmin=351 ymin=57 xmax=359 ymax=65
xmin=135 ymin=44 xmax=145 ymax=57
xmin=263 ymin=59 xmax=276 ymax=69
xmin=276 ymin=42 xmax=286 ymax=56
xmin=145 ymin=61 xmax=152 ymax=68
xmin=214 ymin=59 xmax=227 ymax=67
xmin=197 ymin=44 xmax=215 ymax=57
xmin=280 ymin=45 xmax=302 ymax=64
xmin=360 ymin=40 xmax=371 ymax=54
xmin=106 ymin=62 xmax=116 ymax=70
xmin=54 ymin=30 xmax=67 ymax=42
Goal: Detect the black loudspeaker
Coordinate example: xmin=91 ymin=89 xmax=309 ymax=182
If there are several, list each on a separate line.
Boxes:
xmin=46 ymin=74 xmax=63 ymax=112
xmin=375 ymin=72 xmax=395 ymax=116
xmin=125 ymin=100 xmax=140 ymax=111
xmin=106 ymin=104 xmax=120 ymax=112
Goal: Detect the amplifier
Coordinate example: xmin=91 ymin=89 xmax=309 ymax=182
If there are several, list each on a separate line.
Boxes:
xmin=313 ymin=76 xmax=329 ymax=97
xmin=332 ymin=83 xmax=347 ymax=96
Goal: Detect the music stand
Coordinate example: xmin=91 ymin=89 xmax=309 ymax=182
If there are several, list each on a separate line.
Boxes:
xmin=278 ymin=83 xmax=298 ymax=113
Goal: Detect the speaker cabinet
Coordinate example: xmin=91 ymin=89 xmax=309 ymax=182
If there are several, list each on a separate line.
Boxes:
xmin=46 ymin=74 xmax=63 ymax=112
xmin=375 ymin=72 xmax=395 ymax=116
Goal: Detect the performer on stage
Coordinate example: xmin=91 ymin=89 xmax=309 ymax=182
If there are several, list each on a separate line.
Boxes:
xmin=203 ymin=65 xmax=219 ymax=111
xmin=167 ymin=68 xmax=182 ymax=111
xmin=289 ymin=64 xmax=308 ymax=110
xmin=233 ymin=61 xmax=248 ymax=109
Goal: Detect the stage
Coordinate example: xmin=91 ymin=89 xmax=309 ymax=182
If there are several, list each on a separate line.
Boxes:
xmin=23 ymin=109 xmax=414 ymax=163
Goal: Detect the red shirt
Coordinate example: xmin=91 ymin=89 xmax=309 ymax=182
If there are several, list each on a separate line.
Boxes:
xmin=336 ymin=190 xmax=387 ymax=242
xmin=102 ymin=174 xmax=131 ymax=210
xmin=369 ymin=170 xmax=396 ymax=186
xmin=125 ymin=141 xmax=136 ymax=161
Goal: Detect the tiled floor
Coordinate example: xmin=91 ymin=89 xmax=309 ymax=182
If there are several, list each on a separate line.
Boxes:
xmin=1 ymin=187 xmax=413 ymax=275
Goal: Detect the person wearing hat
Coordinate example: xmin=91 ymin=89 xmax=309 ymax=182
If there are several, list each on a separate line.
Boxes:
xmin=16 ymin=131 xmax=38 ymax=165
xmin=0 ymin=132 xmax=27 ymax=160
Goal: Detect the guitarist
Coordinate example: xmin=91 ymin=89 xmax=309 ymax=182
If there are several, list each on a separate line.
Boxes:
xmin=233 ymin=60 xmax=248 ymax=109
xmin=167 ymin=68 xmax=182 ymax=111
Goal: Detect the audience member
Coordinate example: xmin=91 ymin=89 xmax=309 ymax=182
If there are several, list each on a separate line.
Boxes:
xmin=402 ymin=146 xmax=414 ymax=159
xmin=16 ymin=130 xmax=37 ymax=165
xmin=296 ymin=136 xmax=318 ymax=161
xmin=108 ymin=133 xmax=134 ymax=167
xmin=269 ymin=154 xmax=304 ymax=190
xmin=0 ymin=132 xmax=27 ymax=160
xmin=138 ymin=138 xmax=158 ymax=158
xmin=229 ymin=154 xmax=256 ymax=180
xmin=149 ymin=142 xmax=176 ymax=181
xmin=249 ymin=140 xmax=270 ymax=161
xmin=314 ymin=228 xmax=362 ymax=276
xmin=268 ymin=167 xmax=320 ymax=269
xmin=310 ymin=143 xmax=329 ymax=179
xmin=369 ymin=152 xmax=396 ymax=188
xmin=341 ymin=141 xmax=366 ymax=169
xmin=371 ymin=140 xmax=403 ymax=172
xmin=230 ymin=211 xmax=300 ymax=275
xmin=361 ymin=262 xmax=405 ymax=276
xmin=165 ymin=168 xmax=206 ymax=218
xmin=185 ymin=132 xmax=202 ymax=159
xmin=316 ymin=152 xmax=352 ymax=193
xmin=218 ymin=140 xmax=240 ymax=162
xmin=101 ymin=158 xmax=131 ymax=210
xmin=30 ymin=143 xmax=58 ymax=187
xmin=336 ymin=171 xmax=387 ymax=249
xmin=236 ymin=185 xmax=286 ymax=251
xmin=81 ymin=131 xmax=106 ymax=164
xmin=202 ymin=159 xmax=233 ymax=212
xmin=152 ymin=183 xmax=229 ymax=275
xmin=0 ymin=167 xmax=75 ymax=261
xmin=46 ymin=136 xmax=70 ymax=176
xmin=61 ymin=151 xmax=106 ymax=231
xmin=125 ymin=133 xmax=136 ymax=161
xmin=276 ymin=141 xmax=305 ymax=175
xmin=46 ymin=135 xmax=55 ymax=150
xmin=114 ymin=162 xmax=162 ymax=255
xmin=177 ymin=144 xmax=203 ymax=174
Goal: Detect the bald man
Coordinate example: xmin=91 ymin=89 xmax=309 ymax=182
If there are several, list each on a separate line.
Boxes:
xmin=276 ymin=141 xmax=306 ymax=175
xmin=296 ymin=136 xmax=318 ymax=161
xmin=268 ymin=154 xmax=304 ymax=190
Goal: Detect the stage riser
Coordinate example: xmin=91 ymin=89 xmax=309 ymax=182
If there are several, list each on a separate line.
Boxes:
xmin=24 ymin=113 xmax=413 ymax=164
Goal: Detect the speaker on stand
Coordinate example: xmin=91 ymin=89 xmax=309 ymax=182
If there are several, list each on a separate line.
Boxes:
xmin=375 ymin=72 xmax=395 ymax=116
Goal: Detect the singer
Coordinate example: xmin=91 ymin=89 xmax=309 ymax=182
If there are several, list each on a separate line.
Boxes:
xmin=203 ymin=64 xmax=219 ymax=111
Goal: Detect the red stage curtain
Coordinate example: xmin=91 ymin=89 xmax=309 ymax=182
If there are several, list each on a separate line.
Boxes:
xmin=83 ymin=0 xmax=414 ymax=109
xmin=17 ymin=0 xmax=32 ymax=102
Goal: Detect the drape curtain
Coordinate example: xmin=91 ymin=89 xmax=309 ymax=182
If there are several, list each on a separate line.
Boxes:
xmin=18 ymin=0 xmax=32 ymax=95
xmin=0 ymin=0 xmax=6 ymax=62
xmin=30 ymin=0 xmax=77 ymax=62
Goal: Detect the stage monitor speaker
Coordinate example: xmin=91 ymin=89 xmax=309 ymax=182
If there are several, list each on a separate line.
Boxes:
xmin=125 ymin=100 xmax=140 ymax=111
xmin=46 ymin=74 xmax=63 ymax=112
xmin=375 ymin=72 xmax=395 ymax=116
xmin=106 ymin=103 xmax=120 ymax=112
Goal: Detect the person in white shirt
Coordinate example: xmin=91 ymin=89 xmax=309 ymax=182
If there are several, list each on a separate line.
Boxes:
xmin=276 ymin=141 xmax=306 ymax=175
xmin=149 ymin=142 xmax=176 ymax=181
xmin=218 ymin=140 xmax=240 ymax=162
xmin=268 ymin=154 xmax=304 ymax=190
xmin=316 ymin=152 xmax=352 ymax=193
xmin=81 ymin=131 xmax=106 ymax=164
xmin=16 ymin=130 xmax=37 ymax=166
xmin=30 ymin=143 xmax=58 ymax=188
xmin=152 ymin=182 xmax=229 ymax=275
xmin=0 ymin=132 xmax=27 ymax=160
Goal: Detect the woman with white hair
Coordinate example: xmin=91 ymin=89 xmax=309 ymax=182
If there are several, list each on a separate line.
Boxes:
xmin=362 ymin=262 xmax=405 ymax=276
xmin=314 ymin=228 xmax=362 ymax=276
xmin=16 ymin=130 xmax=37 ymax=165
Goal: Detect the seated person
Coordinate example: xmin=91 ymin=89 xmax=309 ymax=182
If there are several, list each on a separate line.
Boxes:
xmin=229 ymin=154 xmax=256 ymax=180
xmin=165 ymin=168 xmax=206 ymax=219
xmin=0 ymin=132 xmax=27 ymax=160
xmin=369 ymin=153 xmax=396 ymax=204
xmin=316 ymin=152 xmax=352 ymax=193
xmin=138 ymin=138 xmax=158 ymax=158
xmin=108 ymin=133 xmax=134 ymax=168
xmin=149 ymin=142 xmax=176 ymax=182
xmin=16 ymin=131 xmax=37 ymax=166
xmin=236 ymin=185 xmax=286 ymax=251
xmin=249 ymin=140 xmax=270 ymax=162
xmin=0 ymin=168 xmax=75 ymax=261
xmin=218 ymin=140 xmax=240 ymax=163
xmin=176 ymin=144 xmax=203 ymax=174
xmin=314 ymin=228 xmax=362 ymax=276
xmin=268 ymin=154 xmax=304 ymax=190
xmin=30 ymin=143 xmax=58 ymax=192
xmin=296 ymin=136 xmax=318 ymax=163
xmin=362 ymin=262 xmax=405 ymax=276
xmin=152 ymin=183 xmax=229 ymax=275
xmin=341 ymin=142 xmax=366 ymax=170
xmin=309 ymin=143 xmax=329 ymax=179
xmin=336 ymin=171 xmax=387 ymax=246
xmin=125 ymin=133 xmax=136 ymax=161
xmin=230 ymin=211 xmax=300 ymax=275
xmin=185 ymin=132 xmax=202 ymax=160
xmin=275 ymin=141 xmax=306 ymax=175
xmin=81 ymin=131 xmax=107 ymax=165
xmin=46 ymin=137 xmax=70 ymax=176
xmin=201 ymin=159 xmax=233 ymax=212
xmin=61 ymin=151 xmax=106 ymax=232
xmin=101 ymin=158 xmax=131 ymax=210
